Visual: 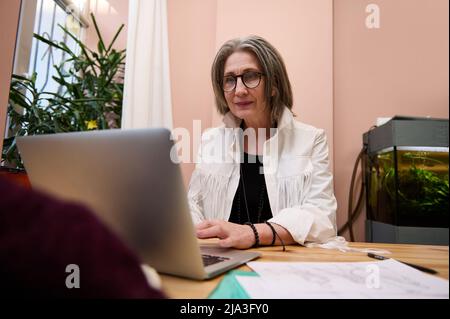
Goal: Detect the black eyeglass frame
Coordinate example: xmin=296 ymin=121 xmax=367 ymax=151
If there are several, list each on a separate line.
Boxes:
xmin=222 ymin=71 xmax=265 ymax=92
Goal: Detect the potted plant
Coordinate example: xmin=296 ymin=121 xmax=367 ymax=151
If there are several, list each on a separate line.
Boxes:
xmin=1 ymin=13 xmax=126 ymax=172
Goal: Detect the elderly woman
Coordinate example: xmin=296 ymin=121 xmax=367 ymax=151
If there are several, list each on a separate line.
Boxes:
xmin=188 ymin=35 xmax=337 ymax=249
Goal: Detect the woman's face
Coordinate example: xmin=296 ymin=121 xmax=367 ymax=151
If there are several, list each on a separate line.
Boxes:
xmin=223 ymin=51 xmax=269 ymax=125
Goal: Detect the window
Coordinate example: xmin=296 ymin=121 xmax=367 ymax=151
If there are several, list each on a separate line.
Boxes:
xmin=28 ymin=0 xmax=88 ymax=93
xmin=2 ymin=0 xmax=90 ymax=161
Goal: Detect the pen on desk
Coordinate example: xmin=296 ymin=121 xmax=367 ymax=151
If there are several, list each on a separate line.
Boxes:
xmin=367 ymin=253 xmax=438 ymax=275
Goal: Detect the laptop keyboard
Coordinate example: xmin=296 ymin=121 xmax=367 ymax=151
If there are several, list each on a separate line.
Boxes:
xmin=202 ymin=254 xmax=230 ymax=267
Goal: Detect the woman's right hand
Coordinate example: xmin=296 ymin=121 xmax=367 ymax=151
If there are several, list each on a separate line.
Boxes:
xmin=195 ymin=219 xmax=256 ymax=249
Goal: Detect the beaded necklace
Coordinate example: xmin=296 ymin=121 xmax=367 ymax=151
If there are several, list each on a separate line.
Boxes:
xmin=236 ymin=158 xmax=266 ymax=224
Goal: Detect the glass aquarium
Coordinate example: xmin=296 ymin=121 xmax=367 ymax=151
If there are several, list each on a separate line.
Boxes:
xmin=366 ymin=146 xmax=449 ymax=228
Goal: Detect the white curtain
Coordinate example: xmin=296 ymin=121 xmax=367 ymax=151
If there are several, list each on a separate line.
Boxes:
xmin=122 ymin=0 xmax=173 ymax=129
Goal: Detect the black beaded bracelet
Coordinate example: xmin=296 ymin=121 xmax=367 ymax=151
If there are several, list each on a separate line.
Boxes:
xmin=244 ymin=222 xmax=260 ymax=247
xmin=264 ymin=221 xmax=276 ymax=246
xmin=266 ymin=221 xmax=286 ymax=252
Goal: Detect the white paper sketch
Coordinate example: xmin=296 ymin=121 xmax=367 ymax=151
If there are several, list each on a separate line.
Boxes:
xmin=237 ymin=259 xmax=448 ymax=299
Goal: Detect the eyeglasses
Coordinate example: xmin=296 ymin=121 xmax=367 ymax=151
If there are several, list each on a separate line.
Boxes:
xmin=222 ymin=71 xmax=264 ymax=92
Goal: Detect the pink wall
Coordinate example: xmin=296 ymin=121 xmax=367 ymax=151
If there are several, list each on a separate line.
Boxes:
xmin=0 ymin=0 xmax=21 ymax=152
xmin=167 ymin=0 xmax=218 ymax=186
xmin=168 ymin=0 xmax=334 ymax=185
xmin=333 ymin=0 xmax=449 ymax=241
xmin=86 ymin=0 xmax=129 ymax=52
xmin=213 ymin=0 xmax=334 ymax=144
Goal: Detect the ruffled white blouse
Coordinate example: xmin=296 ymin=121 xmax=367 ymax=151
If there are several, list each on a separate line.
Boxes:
xmin=187 ymin=107 xmax=338 ymax=245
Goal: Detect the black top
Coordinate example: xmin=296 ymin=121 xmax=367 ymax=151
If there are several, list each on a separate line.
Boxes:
xmin=229 ymin=152 xmax=273 ymax=224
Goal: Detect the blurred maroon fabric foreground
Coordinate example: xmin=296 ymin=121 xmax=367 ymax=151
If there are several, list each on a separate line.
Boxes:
xmin=0 ymin=177 xmax=165 ymax=299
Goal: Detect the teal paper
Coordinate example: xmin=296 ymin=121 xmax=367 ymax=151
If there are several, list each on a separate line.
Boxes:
xmin=208 ymin=270 xmax=259 ymax=299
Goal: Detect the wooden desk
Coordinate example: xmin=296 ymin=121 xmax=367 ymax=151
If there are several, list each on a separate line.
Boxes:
xmin=160 ymin=241 xmax=449 ymax=299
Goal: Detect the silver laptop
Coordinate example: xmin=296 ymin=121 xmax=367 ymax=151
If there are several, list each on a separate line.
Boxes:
xmin=17 ymin=128 xmax=260 ymax=280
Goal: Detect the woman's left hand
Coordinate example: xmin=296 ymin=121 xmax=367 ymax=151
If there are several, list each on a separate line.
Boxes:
xmin=195 ymin=220 xmax=255 ymax=249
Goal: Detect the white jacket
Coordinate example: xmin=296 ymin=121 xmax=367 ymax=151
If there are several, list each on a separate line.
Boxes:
xmin=188 ymin=107 xmax=338 ymax=245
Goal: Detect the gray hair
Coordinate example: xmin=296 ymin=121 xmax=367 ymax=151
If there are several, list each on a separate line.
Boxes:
xmin=211 ymin=35 xmax=293 ymax=125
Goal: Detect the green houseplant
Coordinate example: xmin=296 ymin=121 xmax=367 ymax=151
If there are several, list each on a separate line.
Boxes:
xmin=2 ymin=13 xmax=126 ymax=170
